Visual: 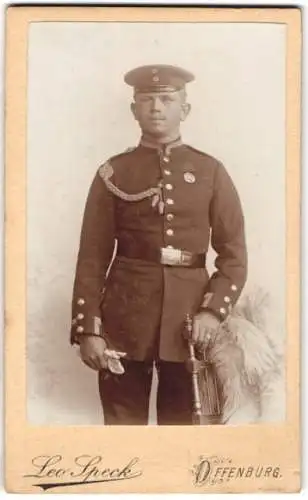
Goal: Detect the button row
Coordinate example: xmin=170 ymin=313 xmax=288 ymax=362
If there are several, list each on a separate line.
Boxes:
xmin=161 ymin=163 xmax=175 ymax=242
xmin=162 ymin=165 xmax=173 ymax=219
xmin=75 ymin=297 xmax=86 ymax=332
xmin=219 ymin=285 xmax=238 ymax=316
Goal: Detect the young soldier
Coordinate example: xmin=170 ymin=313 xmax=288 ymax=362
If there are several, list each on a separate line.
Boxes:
xmin=71 ymin=64 xmax=248 ymax=425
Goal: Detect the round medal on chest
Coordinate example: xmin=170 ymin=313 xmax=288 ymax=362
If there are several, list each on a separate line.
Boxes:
xmin=184 ymin=172 xmax=196 ymax=184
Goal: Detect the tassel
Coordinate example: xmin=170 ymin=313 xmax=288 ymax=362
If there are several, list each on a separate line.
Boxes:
xmin=158 ymin=200 xmax=165 ymax=215
xmin=151 ymin=181 xmax=165 ymax=215
xmin=151 ymin=193 xmax=159 ymax=208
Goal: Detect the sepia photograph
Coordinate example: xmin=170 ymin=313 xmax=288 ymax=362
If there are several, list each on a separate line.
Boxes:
xmin=27 ymin=20 xmax=286 ymax=427
xmin=5 ymin=6 xmax=300 ymax=493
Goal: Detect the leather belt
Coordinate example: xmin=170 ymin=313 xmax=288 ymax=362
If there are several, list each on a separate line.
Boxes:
xmin=117 ymin=246 xmax=206 ymax=268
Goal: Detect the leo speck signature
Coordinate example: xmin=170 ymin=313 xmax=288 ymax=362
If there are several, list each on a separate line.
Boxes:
xmin=24 ymin=454 xmax=142 ymax=490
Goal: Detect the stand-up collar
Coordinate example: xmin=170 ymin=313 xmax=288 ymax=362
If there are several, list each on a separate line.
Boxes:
xmin=139 ymin=136 xmax=183 ymax=156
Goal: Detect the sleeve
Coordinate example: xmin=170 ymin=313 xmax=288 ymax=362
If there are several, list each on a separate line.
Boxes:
xmin=70 ymin=169 xmax=116 ymax=345
xmin=199 ymin=161 xmax=248 ymax=321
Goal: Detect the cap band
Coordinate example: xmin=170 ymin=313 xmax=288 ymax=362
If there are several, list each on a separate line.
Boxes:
xmin=134 ymin=85 xmax=180 ymax=94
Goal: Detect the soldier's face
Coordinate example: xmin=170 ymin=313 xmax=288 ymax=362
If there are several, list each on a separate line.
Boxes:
xmin=131 ymin=90 xmax=191 ymax=138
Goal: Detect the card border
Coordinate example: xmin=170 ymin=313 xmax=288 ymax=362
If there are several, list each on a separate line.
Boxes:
xmin=5 ymin=5 xmax=301 ymax=493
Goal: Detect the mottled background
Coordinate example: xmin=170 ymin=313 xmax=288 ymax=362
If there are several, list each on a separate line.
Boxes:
xmin=27 ymin=22 xmax=286 ymax=424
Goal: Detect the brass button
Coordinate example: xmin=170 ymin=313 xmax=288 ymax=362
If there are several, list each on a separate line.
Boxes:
xmin=165 ymin=184 xmax=173 ymax=191
xmin=164 ymin=169 xmax=171 ymax=175
xmin=166 ymin=198 xmax=174 ymax=205
xmin=163 ymin=156 xmax=170 ymax=163
xmin=166 ymin=229 xmax=174 ymax=236
xmin=76 ymin=326 xmax=84 ymax=333
xmin=224 ymin=296 xmax=231 ymax=303
xmin=167 ymin=245 xmax=174 ymax=249
xmin=219 ymin=307 xmax=226 ymax=315
xmin=231 ymin=284 xmax=238 ymax=292
xmin=166 ymin=213 xmax=174 ymax=221
xmin=77 ymin=298 xmax=85 ymax=306
xmin=77 ymin=313 xmax=84 ymax=320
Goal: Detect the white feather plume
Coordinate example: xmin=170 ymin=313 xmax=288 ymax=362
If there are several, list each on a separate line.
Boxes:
xmin=207 ymin=287 xmax=285 ymax=424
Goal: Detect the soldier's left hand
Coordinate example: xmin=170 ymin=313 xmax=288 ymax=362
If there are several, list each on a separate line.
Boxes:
xmin=192 ymin=311 xmax=220 ymax=347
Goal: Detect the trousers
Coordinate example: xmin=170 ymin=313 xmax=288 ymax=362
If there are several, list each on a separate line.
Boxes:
xmin=98 ymin=359 xmax=193 ymax=425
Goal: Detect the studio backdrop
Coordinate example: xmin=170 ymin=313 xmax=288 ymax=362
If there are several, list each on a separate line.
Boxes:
xmin=26 ymin=22 xmax=286 ymax=424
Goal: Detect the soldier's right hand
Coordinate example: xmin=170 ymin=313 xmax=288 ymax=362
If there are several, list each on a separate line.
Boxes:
xmin=79 ymin=335 xmax=127 ymax=373
xmin=79 ymin=335 xmax=108 ymax=371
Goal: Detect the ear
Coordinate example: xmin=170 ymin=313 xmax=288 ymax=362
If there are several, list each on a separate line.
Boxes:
xmin=130 ymin=102 xmax=138 ymax=120
xmin=180 ymin=103 xmax=191 ymax=122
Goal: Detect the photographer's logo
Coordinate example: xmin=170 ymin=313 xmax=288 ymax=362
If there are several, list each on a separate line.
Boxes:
xmin=191 ymin=455 xmax=282 ymax=486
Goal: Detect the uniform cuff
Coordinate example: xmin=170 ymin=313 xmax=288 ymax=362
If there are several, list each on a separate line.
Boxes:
xmin=71 ymin=296 xmax=105 ymax=342
xmin=199 ymin=283 xmax=240 ymax=321
xmin=71 ymin=332 xmax=105 ymax=345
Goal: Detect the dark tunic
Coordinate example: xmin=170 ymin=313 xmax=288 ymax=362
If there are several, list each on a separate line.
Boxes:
xmin=71 ymin=140 xmax=248 ymax=362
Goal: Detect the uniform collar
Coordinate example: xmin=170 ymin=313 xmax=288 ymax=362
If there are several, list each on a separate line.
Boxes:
xmin=139 ymin=135 xmax=183 ymax=156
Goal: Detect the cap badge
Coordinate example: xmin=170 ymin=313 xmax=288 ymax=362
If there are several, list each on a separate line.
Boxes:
xmin=151 ymin=68 xmax=160 ymax=83
xmin=184 ymin=172 xmax=196 ymax=183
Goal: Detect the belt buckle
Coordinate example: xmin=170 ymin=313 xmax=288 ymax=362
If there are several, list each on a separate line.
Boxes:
xmin=160 ymin=248 xmax=192 ymax=266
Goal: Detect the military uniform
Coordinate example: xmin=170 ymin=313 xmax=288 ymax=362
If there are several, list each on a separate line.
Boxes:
xmin=70 ymin=65 xmax=248 ymax=425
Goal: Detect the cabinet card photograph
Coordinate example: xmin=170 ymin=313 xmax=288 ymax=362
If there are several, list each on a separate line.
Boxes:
xmin=5 ymin=5 xmax=301 ymax=493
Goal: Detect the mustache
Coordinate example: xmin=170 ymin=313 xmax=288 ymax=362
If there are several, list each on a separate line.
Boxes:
xmin=148 ymin=115 xmax=166 ymax=120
